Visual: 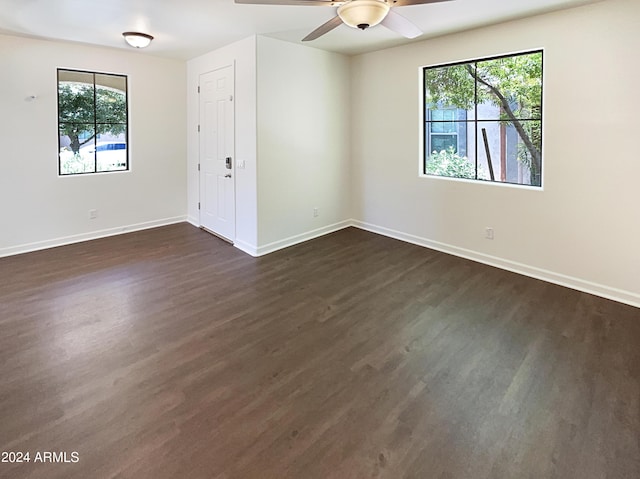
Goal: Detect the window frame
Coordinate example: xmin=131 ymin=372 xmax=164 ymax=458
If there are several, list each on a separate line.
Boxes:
xmin=420 ymin=49 xmax=544 ymax=189
xmin=57 ymin=68 xmax=130 ymax=176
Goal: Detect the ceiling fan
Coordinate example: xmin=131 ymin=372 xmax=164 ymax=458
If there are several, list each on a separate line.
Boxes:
xmin=235 ymin=0 xmax=452 ymax=42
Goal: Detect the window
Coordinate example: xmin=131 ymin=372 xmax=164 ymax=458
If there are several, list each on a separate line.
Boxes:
xmin=57 ymin=69 xmax=128 ymax=175
xmin=422 ymin=50 xmax=543 ymax=187
xmin=428 ymin=108 xmax=467 ymax=157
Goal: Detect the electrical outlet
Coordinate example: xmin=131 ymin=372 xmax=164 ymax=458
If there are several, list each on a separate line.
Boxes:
xmin=313 ymin=208 xmax=319 ymax=218
xmin=89 ymin=209 xmax=98 ymax=220
xmin=485 ymin=227 xmax=494 ymax=240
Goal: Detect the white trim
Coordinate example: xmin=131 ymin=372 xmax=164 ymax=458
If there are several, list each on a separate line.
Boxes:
xmin=351 ymin=220 xmax=640 ymax=309
xmin=252 ymin=220 xmax=352 ymax=257
xmin=234 ymin=239 xmax=258 ymax=257
xmin=186 ymin=215 xmax=199 ymax=227
xmin=5 ymin=215 xmax=635 ymax=309
xmin=0 ymin=216 xmax=187 ymax=258
xmin=417 ymin=173 xmax=544 ymax=191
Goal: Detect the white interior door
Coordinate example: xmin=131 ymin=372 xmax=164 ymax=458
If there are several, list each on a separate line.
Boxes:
xmin=199 ymin=65 xmax=235 ymax=242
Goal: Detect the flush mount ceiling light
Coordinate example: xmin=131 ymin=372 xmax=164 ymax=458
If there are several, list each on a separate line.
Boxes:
xmin=122 ymin=32 xmax=154 ymax=49
xmin=337 ymin=0 xmax=390 ymax=30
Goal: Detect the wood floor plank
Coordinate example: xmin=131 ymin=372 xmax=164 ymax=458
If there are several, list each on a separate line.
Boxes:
xmin=0 ymin=223 xmax=638 ymax=478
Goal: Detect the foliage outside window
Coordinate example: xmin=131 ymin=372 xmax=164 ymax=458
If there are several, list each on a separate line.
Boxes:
xmin=57 ymin=69 xmax=128 ymax=175
xmin=423 ymin=50 xmax=543 ymax=187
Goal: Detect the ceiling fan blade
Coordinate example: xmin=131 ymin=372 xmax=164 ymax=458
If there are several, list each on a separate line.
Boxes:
xmin=235 ymin=0 xmax=343 ymax=6
xmin=380 ymin=10 xmax=422 ymax=38
xmin=390 ymin=0 xmax=451 ymax=6
xmin=302 ymin=15 xmax=343 ymax=41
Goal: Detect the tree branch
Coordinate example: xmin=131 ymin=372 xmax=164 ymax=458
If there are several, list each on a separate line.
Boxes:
xmin=465 ymin=65 xmax=541 ymax=178
xmin=79 ymin=136 xmax=95 ymax=149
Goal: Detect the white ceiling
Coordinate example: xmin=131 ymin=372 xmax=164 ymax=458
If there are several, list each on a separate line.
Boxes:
xmin=0 ymin=0 xmax=600 ymax=60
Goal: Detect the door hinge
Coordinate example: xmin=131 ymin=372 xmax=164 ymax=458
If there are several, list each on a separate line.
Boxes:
xmin=198 ymin=86 xmax=200 ymax=93
xmin=197 ymin=124 xmax=200 ymax=133
xmin=198 ymin=202 xmax=200 ymax=210
xmin=197 ymin=163 xmax=200 ymax=171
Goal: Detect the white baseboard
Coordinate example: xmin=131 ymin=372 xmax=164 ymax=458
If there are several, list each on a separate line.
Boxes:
xmin=253 ymin=220 xmax=352 ymax=257
xmin=352 ymin=220 xmax=640 ymax=309
xmin=7 ymin=214 xmax=635 ymax=309
xmin=185 ymin=219 xmax=351 ymax=258
xmin=0 ymin=216 xmax=187 ymax=258
xmin=186 ymin=215 xmax=199 ymax=227
xmin=234 ymin=239 xmax=259 ymax=257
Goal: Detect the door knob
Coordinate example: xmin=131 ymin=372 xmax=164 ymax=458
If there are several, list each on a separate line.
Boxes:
xmin=225 ymin=174 xmax=232 ymax=178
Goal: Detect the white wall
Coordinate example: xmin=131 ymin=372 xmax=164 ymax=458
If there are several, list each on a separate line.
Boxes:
xmin=256 ymin=36 xmax=351 ymax=254
xmin=186 ymin=35 xmax=352 ymax=256
xmin=186 ymin=36 xmax=258 ymax=253
xmin=350 ymin=0 xmax=640 ymax=306
xmin=4 ymin=1 xmax=637 ymax=307
xmin=0 ymin=34 xmax=186 ymax=256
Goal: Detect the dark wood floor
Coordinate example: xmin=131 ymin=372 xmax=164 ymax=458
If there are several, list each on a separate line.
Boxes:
xmin=0 ymin=224 xmax=638 ymax=479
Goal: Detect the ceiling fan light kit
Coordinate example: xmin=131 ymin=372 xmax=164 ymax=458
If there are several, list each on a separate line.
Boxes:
xmin=338 ymin=0 xmax=390 ymax=30
xmin=122 ymin=32 xmax=154 ymax=48
xmin=235 ymin=0 xmax=451 ymax=42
